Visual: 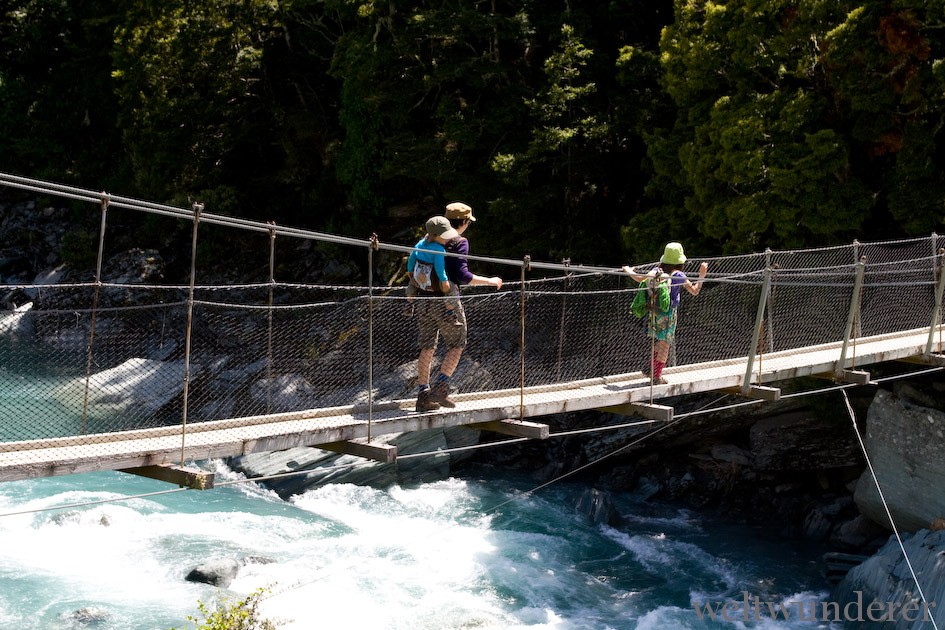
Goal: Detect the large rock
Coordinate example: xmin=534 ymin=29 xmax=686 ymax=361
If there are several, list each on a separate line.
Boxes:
xmin=185 ymin=558 xmax=242 ymax=588
xmin=0 ymin=301 xmax=33 ymax=338
xmin=52 ymin=357 xmax=198 ymax=416
xmin=227 ymin=425 xmax=481 ymax=499
xmin=833 ymin=529 xmax=945 ymax=628
xmin=750 ymin=410 xmax=861 ymax=471
xmin=854 ymin=390 xmax=945 ymax=532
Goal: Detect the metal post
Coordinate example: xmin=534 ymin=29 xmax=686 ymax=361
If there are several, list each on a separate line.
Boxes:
xmin=367 ymin=234 xmax=379 ymax=440
xmin=925 ymin=248 xmax=945 ymax=357
xmin=179 ymin=202 xmax=203 ymax=466
xmin=742 ymin=267 xmax=772 ymax=393
xmin=80 ymin=194 xmax=110 ymax=434
xmin=837 ymin=256 xmax=867 ymax=377
xmin=764 ymin=249 xmax=775 ymax=354
xmin=520 ymin=255 xmax=531 ymax=420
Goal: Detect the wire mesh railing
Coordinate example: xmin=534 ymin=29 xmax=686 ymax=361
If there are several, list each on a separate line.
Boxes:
xmin=1 ymin=172 xmax=943 ymax=469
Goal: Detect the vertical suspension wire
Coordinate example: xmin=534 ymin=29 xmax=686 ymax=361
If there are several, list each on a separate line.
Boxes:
xmin=80 ymin=195 xmax=110 ymax=435
xmin=367 ymin=234 xmax=379 ymax=440
xmin=555 ymin=258 xmax=570 ymax=381
xmin=852 ymin=240 xmax=863 ymax=342
xmin=179 ymin=202 xmax=203 ymax=466
xmin=648 ymin=305 xmax=655 ymax=403
xmin=266 ymin=222 xmax=277 ymax=414
xmin=938 ymin=248 xmax=945 ymax=354
xmin=519 ymin=256 xmax=530 ymax=420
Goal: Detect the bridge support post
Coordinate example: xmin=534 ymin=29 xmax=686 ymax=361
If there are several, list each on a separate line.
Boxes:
xmin=742 ymin=267 xmax=772 ymax=394
xmin=925 ymin=247 xmax=945 ymax=358
xmin=836 ymin=257 xmax=867 ymax=378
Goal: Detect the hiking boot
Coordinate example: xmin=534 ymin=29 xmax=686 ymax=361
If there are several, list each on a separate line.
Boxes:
xmin=415 ymin=390 xmax=440 ymax=412
xmin=428 ymin=381 xmax=456 ymax=408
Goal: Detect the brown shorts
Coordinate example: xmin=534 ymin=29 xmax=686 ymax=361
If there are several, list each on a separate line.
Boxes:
xmin=416 ymin=297 xmax=467 ymax=350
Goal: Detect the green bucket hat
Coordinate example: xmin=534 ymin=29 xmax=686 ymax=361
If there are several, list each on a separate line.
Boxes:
xmin=660 ymin=242 xmax=687 ymax=265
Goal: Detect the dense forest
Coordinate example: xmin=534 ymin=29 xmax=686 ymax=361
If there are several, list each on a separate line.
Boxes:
xmin=1 ymin=0 xmax=944 ymax=268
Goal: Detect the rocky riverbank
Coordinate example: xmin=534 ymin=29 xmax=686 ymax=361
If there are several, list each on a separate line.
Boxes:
xmin=228 ymin=369 xmax=945 ymax=628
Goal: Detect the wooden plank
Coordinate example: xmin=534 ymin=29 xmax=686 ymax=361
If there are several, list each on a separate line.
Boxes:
xmin=597 ymin=402 xmax=673 ymax=422
xmin=120 ymin=464 xmax=215 ymax=490
xmin=318 ymin=440 xmax=397 ymax=463
xmin=469 ymin=419 xmax=549 ymax=439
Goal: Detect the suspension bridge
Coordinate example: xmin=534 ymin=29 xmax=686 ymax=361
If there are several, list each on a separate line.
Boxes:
xmin=1 ymin=172 xmax=943 ymax=488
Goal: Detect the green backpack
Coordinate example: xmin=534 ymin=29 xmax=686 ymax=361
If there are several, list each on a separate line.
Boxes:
xmin=631 ymin=274 xmax=671 ymax=318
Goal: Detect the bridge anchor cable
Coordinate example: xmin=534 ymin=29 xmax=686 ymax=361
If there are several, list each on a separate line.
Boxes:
xmin=842 ymin=389 xmax=939 ymax=630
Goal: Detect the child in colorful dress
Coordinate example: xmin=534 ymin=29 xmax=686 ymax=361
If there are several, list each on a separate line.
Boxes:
xmin=622 ymin=242 xmax=708 ymax=384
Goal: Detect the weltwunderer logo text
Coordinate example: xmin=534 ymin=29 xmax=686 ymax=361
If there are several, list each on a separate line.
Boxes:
xmin=691 ymin=591 xmax=935 ymax=623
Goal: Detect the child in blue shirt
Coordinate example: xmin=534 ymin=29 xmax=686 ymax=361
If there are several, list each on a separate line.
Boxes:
xmin=406 ymin=216 xmax=460 ymax=324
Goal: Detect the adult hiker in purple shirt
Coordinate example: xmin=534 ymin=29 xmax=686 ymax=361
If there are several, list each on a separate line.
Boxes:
xmin=417 ymin=202 xmax=503 ymax=412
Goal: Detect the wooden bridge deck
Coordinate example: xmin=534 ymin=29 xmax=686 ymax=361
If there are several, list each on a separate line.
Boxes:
xmin=0 ymin=326 xmax=940 ymax=482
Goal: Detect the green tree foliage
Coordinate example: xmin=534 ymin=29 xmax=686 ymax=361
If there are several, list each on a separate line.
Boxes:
xmin=491 ymin=23 xmax=612 ymax=259
xmin=821 ymin=2 xmax=945 ymax=236
xmin=324 ymin=0 xmax=536 ymax=236
xmin=172 ymin=587 xmax=281 ymax=630
xmin=491 ymin=1 xmax=671 ymax=262
xmin=635 ymin=0 xmax=945 ymax=257
xmin=8 ymin=0 xmax=944 ymax=270
xmin=0 ymin=0 xmax=124 ymax=185
xmin=0 ymin=1 xmax=673 ymax=265
xmin=112 ymin=0 xmax=283 ymax=204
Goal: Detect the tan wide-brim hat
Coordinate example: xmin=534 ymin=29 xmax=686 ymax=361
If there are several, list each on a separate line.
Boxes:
xmin=445 ymin=202 xmax=476 ymax=222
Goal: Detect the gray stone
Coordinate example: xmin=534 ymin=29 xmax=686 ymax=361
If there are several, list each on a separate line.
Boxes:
xmin=830 ymin=514 xmax=888 ymax=550
xmin=803 ymin=508 xmax=833 ymax=541
xmin=227 ymin=426 xmax=480 ymax=499
xmin=61 ymin=606 xmax=110 ymax=625
xmin=833 ymin=529 xmax=945 ymax=629
xmin=575 ymin=488 xmax=621 ymax=526
xmin=854 ymin=390 xmax=945 ymax=532
xmin=52 ymin=357 xmax=199 ymax=416
xmin=0 ymin=300 xmax=33 ymax=339
xmin=250 ymin=373 xmax=318 ymax=412
xmin=750 ymin=411 xmax=861 ymax=471
xmin=710 ymin=443 xmax=752 ymax=466
xmin=185 ymin=557 xmax=241 ymax=587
